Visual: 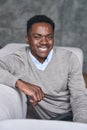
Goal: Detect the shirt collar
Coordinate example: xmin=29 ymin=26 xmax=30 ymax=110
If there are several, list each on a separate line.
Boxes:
xmin=29 ymin=49 xmax=53 ymax=71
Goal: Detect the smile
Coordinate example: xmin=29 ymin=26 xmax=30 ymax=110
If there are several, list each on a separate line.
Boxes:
xmin=38 ymin=47 xmax=48 ymax=52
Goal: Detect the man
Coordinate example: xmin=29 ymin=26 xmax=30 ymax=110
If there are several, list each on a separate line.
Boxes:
xmin=0 ymin=15 xmax=87 ymax=122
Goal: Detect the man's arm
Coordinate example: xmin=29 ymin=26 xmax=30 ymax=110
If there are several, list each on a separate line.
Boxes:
xmin=16 ymin=79 xmax=45 ymax=105
xmin=0 ymin=55 xmax=45 ymax=105
xmin=68 ymin=53 xmax=87 ymax=123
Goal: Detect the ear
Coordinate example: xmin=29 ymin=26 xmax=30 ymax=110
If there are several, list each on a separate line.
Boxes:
xmin=25 ymin=35 xmax=30 ymax=44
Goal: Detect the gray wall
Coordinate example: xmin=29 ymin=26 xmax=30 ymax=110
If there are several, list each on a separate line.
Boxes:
xmin=0 ymin=0 xmax=87 ymax=72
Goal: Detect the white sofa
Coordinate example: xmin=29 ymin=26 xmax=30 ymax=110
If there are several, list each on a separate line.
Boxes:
xmin=0 ymin=119 xmax=87 ymax=130
xmin=0 ymin=43 xmax=83 ymax=120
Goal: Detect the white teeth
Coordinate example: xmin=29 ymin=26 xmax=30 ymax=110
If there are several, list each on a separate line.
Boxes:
xmin=38 ymin=47 xmax=47 ymax=51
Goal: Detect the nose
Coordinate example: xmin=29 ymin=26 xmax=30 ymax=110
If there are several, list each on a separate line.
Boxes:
xmin=41 ymin=36 xmax=47 ymax=44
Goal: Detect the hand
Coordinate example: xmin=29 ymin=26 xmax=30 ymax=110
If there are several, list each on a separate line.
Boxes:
xmin=16 ymin=79 xmax=45 ymax=105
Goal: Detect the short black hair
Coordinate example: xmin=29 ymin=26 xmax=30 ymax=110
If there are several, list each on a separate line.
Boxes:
xmin=27 ymin=15 xmax=55 ymax=34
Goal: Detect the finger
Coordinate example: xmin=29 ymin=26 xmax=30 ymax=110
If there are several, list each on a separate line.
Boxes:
xmin=30 ymin=99 xmax=38 ymax=106
xmin=28 ymin=87 xmax=44 ymax=103
xmin=30 ymin=88 xmax=41 ymax=102
xmin=36 ymin=88 xmax=45 ymax=101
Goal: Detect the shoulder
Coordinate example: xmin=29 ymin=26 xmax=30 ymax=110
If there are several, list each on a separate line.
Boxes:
xmin=53 ymin=46 xmax=73 ymax=58
xmin=53 ymin=46 xmax=82 ymax=73
xmin=0 ymin=46 xmax=29 ymax=64
xmin=53 ymin=46 xmax=81 ymax=66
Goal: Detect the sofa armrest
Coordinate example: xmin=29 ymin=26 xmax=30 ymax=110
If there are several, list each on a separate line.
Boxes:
xmin=0 ymin=84 xmax=27 ymax=120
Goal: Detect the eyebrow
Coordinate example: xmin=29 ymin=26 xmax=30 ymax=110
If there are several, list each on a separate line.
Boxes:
xmin=32 ymin=33 xmax=54 ymax=36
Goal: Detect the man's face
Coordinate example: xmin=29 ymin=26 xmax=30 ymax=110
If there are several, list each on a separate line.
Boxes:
xmin=26 ymin=22 xmax=54 ymax=63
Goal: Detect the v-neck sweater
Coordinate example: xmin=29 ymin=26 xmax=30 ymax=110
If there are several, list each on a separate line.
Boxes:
xmin=0 ymin=46 xmax=87 ymax=122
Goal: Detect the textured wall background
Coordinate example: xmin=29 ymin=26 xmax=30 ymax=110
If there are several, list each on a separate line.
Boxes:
xmin=0 ymin=0 xmax=87 ymax=72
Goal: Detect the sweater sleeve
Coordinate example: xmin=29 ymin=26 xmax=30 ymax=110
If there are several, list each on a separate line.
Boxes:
xmin=0 ymin=54 xmax=23 ymax=88
xmin=68 ymin=53 xmax=87 ymax=123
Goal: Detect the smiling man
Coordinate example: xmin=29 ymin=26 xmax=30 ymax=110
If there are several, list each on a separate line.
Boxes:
xmin=0 ymin=15 xmax=87 ymax=123
xmin=25 ymin=22 xmax=54 ymax=63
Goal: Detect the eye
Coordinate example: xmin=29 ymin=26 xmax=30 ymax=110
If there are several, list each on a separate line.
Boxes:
xmin=46 ymin=35 xmax=54 ymax=40
xmin=33 ymin=35 xmax=41 ymax=40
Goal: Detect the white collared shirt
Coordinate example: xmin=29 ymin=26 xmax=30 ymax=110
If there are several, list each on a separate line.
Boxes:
xmin=29 ymin=49 xmax=53 ymax=71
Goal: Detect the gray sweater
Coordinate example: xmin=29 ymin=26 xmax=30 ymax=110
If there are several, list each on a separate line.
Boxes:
xmin=0 ymin=46 xmax=87 ymax=122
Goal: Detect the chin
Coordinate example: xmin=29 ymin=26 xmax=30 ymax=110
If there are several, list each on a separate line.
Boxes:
xmin=40 ymin=55 xmax=47 ymax=59
xmin=40 ymin=52 xmax=49 ymax=57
